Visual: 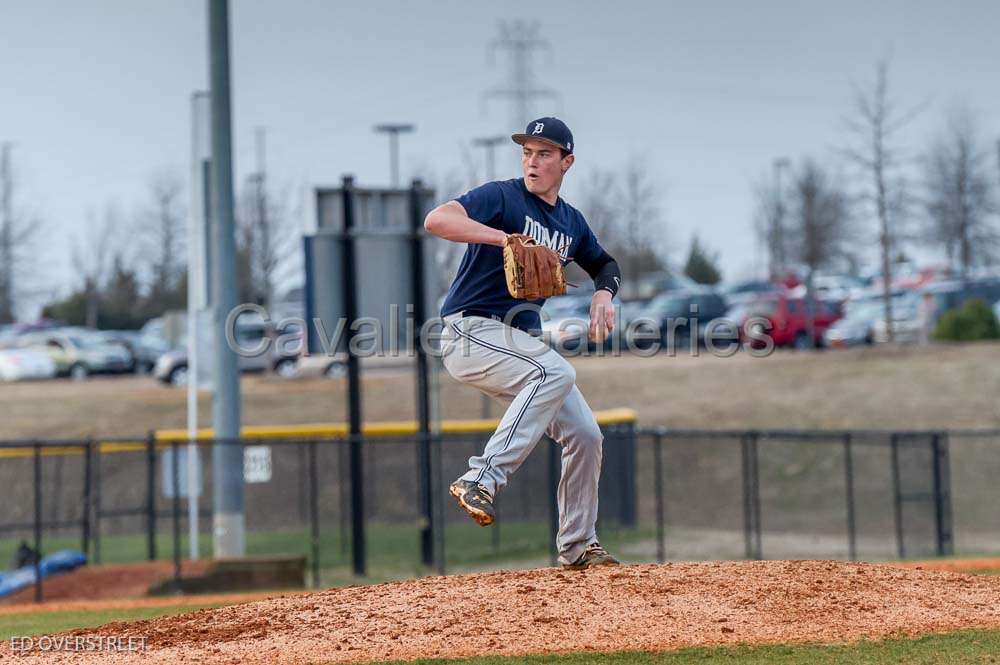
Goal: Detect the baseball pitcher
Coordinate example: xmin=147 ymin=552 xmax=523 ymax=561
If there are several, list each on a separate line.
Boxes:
xmin=424 ymin=117 xmax=623 ymax=570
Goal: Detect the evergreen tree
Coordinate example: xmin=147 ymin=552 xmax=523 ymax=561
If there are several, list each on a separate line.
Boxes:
xmin=683 ymin=235 xmax=722 ymax=285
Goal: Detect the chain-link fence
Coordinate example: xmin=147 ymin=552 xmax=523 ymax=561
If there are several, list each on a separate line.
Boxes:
xmin=2 ymin=425 xmax=997 ymax=602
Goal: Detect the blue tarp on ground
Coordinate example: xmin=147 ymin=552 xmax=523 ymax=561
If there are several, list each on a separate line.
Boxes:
xmin=0 ymin=550 xmax=87 ymax=597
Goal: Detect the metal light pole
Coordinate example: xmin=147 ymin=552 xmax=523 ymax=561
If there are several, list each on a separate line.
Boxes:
xmin=472 ymin=136 xmax=507 ymax=420
xmin=374 ymin=124 xmax=415 ymax=187
xmin=473 ymin=136 xmax=506 ymax=181
xmin=0 ymin=143 xmax=14 ymax=324
xmin=207 ymin=0 xmax=244 ymax=558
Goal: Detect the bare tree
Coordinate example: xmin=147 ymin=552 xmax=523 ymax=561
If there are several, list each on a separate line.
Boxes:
xmin=72 ymin=205 xmax=119 ymax=328
xmin=412 ymin=150 xmax=479 ymax=294
xmin=921 ymin=106 xmax=998 ymax=281
xmin=842 ymin=57 xmax=925 ymax=341
xmin=789 ymin=160 xmax=854 ymax=347
xmin=611 ymin=158 xmax=668 ymax=287
xmin=751 ymin=170 xmax=791 ymax=280
xmin=139 ymin=172 xmax=186 ymax=303
xmin=236 ymin=177 xmax=300 ymax=308
xmin=577 ymin=168 xmax=618 ymax=240
xmin=790 ymin=161 xmax=855 ymax=272
xmin=0 ymin=145 xmax=43 ymax=323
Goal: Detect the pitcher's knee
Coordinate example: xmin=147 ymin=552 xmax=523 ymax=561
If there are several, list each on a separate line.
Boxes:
xmin=565 ymin=419 xmax=603 ymax=458
xmin=544 ymin=360 xmax=576 ymax=394
xmin=582 ymin=420 xmax=603 ymax=453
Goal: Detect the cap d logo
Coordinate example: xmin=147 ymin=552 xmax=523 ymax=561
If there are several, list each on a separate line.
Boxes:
xmin=532 ymin=122 xmax=544 ymax=135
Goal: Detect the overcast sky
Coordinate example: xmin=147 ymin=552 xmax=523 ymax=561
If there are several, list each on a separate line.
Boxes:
xmin=2 ymin=0 xmax=999 ymax=317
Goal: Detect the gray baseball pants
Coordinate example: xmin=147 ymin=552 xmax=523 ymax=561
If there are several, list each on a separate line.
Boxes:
xmin=441 ymin=312 xmax=603 ymax=566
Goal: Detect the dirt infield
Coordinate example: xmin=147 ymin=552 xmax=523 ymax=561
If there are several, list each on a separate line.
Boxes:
xmin=4 ymin=560 xmax=1000 ymax=664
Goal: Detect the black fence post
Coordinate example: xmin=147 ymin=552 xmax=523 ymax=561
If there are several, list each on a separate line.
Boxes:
xmin=433 ymin=432 xmax=446 ymax=576
xmin=410 ymin=178 xmax=435 ymax=570
xmin=624 ymin=422 xmax=637 ymax=527
xmin=741 ymin=434 xmax=751 ymax=559
xmin=33 ymin=441 xmax=43 ymax=604
xmin=171 ymin=441 xmax=181 ymax=588
xmin=890 ymin=433 xmax=904 ymax=559
xmin=81 ymin=438 xmax=93 ymax=560
xmin=741 ymin=433 xmax=762 ymax=560
xmin=338 ymin=440 xmax=348 ymax=555
xmin=653 ymin=431 xmax=665 ymax=564
xmin=308 ymin=440 xmax=321 ymax=589
xmin=146 ymin=431 xmax=157 ymax=561
xmin=751 ymin=433 xmax=761 ymax=559
xmin=298 ymin=443 xmax=308 ymax=523
xmin=548 ymin=437 xmax=560 ymax=566
xmin=93 ymin=440 xmax=102 ymax=565
xmin=342 ymin=176 xmax=366 ymax=578
xmin=842 ymin=432 xmax=857 ymax=561
xmin=932 ymin=432 xmax=953 ymax=556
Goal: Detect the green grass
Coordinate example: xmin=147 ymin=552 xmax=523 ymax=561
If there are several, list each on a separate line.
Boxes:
xmin=0 ymin=602 xmax=228 ymax=640
xmin=0 ymin=521 xmax=656 ymax=588
xmin=367 ymin=629 xmax=1000 ymax=664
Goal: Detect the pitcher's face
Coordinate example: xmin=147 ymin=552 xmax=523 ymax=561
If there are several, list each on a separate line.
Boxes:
xmin=521 ymin=139 xmax=573 ymax=197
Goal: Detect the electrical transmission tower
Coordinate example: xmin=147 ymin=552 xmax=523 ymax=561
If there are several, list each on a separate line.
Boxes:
xmin=483 ymin=21 xmax=559 ymax=132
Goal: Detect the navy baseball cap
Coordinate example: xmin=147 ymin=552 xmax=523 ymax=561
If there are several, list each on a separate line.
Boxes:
xmin=511 ymin=117 xmax=573 ymax=154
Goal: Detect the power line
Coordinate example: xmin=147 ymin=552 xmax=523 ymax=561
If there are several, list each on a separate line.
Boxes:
xmin=483 ymin=21 xmax=558 ymax=131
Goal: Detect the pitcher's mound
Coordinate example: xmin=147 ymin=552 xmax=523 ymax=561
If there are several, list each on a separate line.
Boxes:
xmin=14 ymin=560 xmax=1000 ymax=664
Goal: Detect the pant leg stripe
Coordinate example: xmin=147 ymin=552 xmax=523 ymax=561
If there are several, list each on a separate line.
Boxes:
xmin=449 ymin=321 xmax=547 ymax=484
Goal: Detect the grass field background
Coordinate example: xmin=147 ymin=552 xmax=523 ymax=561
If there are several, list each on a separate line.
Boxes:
xmin=0 ymin=522 xmax=658 ymax=588
xmin=2 ymin=342 xmax=999 ymax=440
xmin=2 ymin=343 xmax=999 ymax=661
xmin=0 ymin=603 xmax=230 ymax=641
xmin=367 ymin=630 xmax=1000 ymax=665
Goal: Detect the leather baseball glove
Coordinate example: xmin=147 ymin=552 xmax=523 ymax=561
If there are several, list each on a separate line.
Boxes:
xmin=502 ymin=233 xmax=568 ymax=300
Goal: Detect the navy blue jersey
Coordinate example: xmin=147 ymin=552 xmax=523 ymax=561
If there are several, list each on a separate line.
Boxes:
xmin=440 ymin=178 xmax=606 ymax=332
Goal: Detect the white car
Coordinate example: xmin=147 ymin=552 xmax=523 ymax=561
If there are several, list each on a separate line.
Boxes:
xmin=0 ymin=348 xmax=57 ymax=381
xmin=541 ymin=296 xmax=592 ymax=353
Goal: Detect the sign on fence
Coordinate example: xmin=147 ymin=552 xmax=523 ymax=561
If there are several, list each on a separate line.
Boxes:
xmin=161 ymin=447 xmax=202 ymax=499
xmin=243 ymin=446 xmax=272 ymax=483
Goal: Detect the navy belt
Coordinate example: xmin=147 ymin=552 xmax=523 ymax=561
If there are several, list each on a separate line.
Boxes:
xmin=458 ymin=309 xmax=506 ymax=322
xmin=455 ymin=309 xmax=543 ymax=336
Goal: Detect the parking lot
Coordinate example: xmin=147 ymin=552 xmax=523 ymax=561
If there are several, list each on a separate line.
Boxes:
xmin=2 ymin=339 xmax=997 ymax=440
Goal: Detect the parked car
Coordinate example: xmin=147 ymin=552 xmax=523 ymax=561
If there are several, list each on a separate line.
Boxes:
xmin=154 ymin=320 xmax=302 ymax=386
xmin=873 ymin=278 xmax=1000 ymax=343
xmin=541 ymin=295 xmax=592 ymax=353
xmin=722 ymin=279 xmax=783 ymax=307
xmin=95 ymin=330 xmax=168 ymax=374
xmin=14 ymin=329 xmax=132 ymax=379
xmin=628 ymin=289 xmax=729 ymax=351
xmin=0 ymin=348 xmax=57 ymax=382
xmin=824 ymin=291 xmax=910 ymax=348
xmin=870 ymin=291 xmax=925 ymax=344
xmin=810 ymin=273 xmax=868 ymax=303
xmin=541 ymin=295 xmax=650 ymax=353
xmin=730 ymin=293 xmax=842 ymax=349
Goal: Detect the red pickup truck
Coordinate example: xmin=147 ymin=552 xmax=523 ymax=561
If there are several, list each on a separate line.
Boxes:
xmin=731 ymin=293 xmax=843 ymax=349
